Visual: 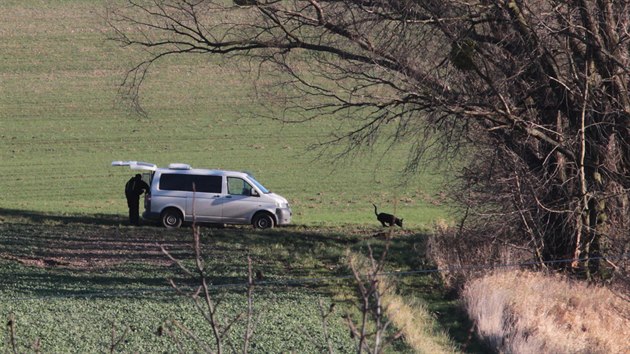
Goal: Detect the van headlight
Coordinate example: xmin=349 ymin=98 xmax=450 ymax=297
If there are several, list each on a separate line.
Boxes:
xmin=277 ymin=202 xmax=289 ymax=209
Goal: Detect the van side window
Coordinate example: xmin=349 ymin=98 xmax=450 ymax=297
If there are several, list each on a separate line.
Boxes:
xmin=195 ymin=175 xmax=222 ymax=193
xmin=227 ymin=177 xmax=253 ymax=196
xmin=160 ymin=174 xmax=191 ymax=191
xmin=160 ymin=174 xmax=222 ymax=193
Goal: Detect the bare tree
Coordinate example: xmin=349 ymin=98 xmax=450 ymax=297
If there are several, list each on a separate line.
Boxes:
xmin=345 ymin=243 xmax=402 ymax=354
xmin=107 ymin=0 xmax=630 ymax=278
xmin=159 ymin=223 xmax=257 ymax=354
xmin=4 ymin=314 xmax=41 ymax=354
xmin=109 ymin=322 xmax=130 ymax=354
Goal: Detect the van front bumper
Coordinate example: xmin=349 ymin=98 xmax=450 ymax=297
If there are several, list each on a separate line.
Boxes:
xmin=275 ymin=207 xmax=292 ymax=225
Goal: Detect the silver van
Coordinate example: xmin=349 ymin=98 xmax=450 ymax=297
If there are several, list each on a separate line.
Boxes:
xmin=112 ymin=161 xmax=292 ymax=229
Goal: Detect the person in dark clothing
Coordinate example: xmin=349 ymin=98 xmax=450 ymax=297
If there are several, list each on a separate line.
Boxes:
xmin=125 ymin=174 xmax=149 ymax=225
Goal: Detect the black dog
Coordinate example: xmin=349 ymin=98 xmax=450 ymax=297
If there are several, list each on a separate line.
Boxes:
xmin=373 ymin=204 xmax=403 ymax=227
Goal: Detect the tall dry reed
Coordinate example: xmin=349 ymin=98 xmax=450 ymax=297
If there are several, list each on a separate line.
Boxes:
xmin=462 ymin=271 xmax=630 ymax=353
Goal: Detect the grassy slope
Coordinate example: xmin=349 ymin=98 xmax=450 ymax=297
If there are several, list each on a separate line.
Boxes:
xmin=0 ymin=0 xmax=450 ymax=228
xmin=0 ymin=1 xmax=478 ymax=352
xmin=0 ymin=218 xmax=356 ymax=352
xmin=0 ymin=214 xmax=454 ymax=353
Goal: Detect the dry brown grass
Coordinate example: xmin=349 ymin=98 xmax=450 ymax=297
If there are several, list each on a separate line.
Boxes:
xmin=463 ymin=271 xmax=630 ymax=354
xmin=348 ymin=251 xmax=458 ymax=353
xmin=377 ymin=276 xmax=458 ymax=354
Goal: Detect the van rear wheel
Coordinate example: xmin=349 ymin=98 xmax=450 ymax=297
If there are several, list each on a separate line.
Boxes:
xmin=252 ymin=213 xmax=274 ymax=229
xmin=161 ymin=208 xmax=183 ymax=229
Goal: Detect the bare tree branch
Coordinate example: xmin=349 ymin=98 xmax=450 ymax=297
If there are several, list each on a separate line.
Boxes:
xmin=109 ymin=0 xmax=630 ymax=279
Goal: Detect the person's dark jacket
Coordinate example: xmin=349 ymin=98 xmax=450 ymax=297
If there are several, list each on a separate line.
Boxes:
xmin=125 ymin=175 xmax=149 ymax=198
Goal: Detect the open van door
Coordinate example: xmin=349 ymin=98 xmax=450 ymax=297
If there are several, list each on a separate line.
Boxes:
xmin=111 ymin=161 xmax=157 ymax=171
xmin=112 ymin=161 xmax=157 ymax=217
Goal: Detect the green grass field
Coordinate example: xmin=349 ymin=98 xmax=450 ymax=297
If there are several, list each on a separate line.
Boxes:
xmin=0 ymin=0 xmax=450 ymax=227
xmin=0 ymin=1 xmax=477 ymax=352
xmin=0 ymin=216 xmax=360 ymax=352
xmin=0 ymin=213 xmax=472 ymax=353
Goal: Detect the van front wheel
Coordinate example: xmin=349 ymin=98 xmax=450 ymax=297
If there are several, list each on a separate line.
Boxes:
xmin=161 ymin=208 xmax=183 ymax=229
xmin=252 ymin=213 xmax=274 ymax=229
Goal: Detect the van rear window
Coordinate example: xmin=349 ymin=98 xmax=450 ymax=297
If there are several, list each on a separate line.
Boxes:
xmin=159 ymin=174 xmax=222 ymax=193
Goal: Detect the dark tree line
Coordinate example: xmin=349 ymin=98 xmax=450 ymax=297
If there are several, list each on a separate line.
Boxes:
xmin=108 ymin=0 xmax=629 ymax=279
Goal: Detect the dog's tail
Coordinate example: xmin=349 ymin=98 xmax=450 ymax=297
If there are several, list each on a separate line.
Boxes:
xmin=372 ymin=203 xmax=378 ymax=216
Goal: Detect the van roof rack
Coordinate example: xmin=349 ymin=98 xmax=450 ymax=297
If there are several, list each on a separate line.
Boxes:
xmin=168 ymin=163 xmax=191 ymax=170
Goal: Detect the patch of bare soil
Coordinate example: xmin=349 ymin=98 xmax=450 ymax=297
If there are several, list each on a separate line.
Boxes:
xmin=0 ymin=221 xmax=193 ymax=271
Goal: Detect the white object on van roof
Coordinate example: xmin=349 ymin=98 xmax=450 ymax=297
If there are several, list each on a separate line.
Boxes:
xmin=168 ymin=163 xmax=191 ymax=170
xmin=111 ymin=160 xmax=157 ymax=171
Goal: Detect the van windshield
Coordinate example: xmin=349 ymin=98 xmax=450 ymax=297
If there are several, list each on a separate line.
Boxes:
xmin=247 ymin=175 xmax=270 ymax=194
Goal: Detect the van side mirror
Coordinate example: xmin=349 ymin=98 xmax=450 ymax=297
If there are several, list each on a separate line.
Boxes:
xmin=251 ymin=189 xmax=260 ymax=197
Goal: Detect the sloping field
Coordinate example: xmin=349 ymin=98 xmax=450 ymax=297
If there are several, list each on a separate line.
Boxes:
xmin=0 ymin=213 xmax=462 ymax=353
xmin=0 ymin=0 xmax=449 ymax=227
xmin=0 ymin=215 xmax=364 ymax=352
xmin=0 ymin=1 xmax=468 ymax=353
